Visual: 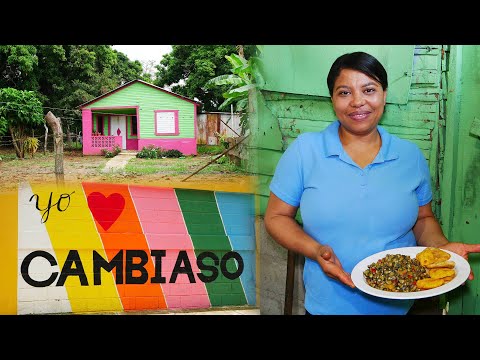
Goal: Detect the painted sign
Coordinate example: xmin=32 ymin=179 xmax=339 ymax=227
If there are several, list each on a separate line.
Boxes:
xmin=1 ymin=181 xmax=255 ymax=315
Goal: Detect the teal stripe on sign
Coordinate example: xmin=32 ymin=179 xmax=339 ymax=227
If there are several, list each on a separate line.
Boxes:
xmin=215 ymin=191 xmax=256 ymax=305
xmin=175 ymin=189 xmax=248 ymax=307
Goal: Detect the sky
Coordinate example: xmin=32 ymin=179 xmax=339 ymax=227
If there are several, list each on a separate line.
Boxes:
xmin=111 ymin=45 xmax=172 ymax=64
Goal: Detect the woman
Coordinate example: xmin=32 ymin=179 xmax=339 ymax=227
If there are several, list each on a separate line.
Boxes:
xmin=264 ymin=51 xmax=480 ymax=315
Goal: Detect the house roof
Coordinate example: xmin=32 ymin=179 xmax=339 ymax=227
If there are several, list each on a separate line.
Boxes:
xmin=77 ymin=79 xmax=201 ymax=109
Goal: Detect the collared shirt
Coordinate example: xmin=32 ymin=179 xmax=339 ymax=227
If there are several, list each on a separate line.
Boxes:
xmin=269 ymin=120 xmax=433 ymax=315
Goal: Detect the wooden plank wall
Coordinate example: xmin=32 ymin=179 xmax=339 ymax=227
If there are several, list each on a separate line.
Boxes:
xmin=197 ymin=112 xmax=242 ymax=145
xmin=250 ymin=45 xmax=445 ymax=217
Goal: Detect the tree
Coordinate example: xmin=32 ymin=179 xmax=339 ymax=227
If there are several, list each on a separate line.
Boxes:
xmin=204 ymin=53 xmax=256 ymax=135
xmin=0 ymin=88 xmax=44 ymax=159
xmin=34 ymin=45 xmax=144 ymax=136
xmin=154 ymin=45 xmax=256 ymax=112
xmin=138 ymin=59 xmax=158 ymax=83
xmin=111 ymin=49 xmax=144 ymax=85
xmin=36 ymin=45 xmax=142 ymax=109
xmin=0 ymin=45 xmax=39 ymax=90
xmin=0 ymin=45 xmax=159 ymax=146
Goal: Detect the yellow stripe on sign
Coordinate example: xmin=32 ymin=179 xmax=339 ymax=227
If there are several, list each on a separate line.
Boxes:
xmin=118 ymin=175 xmax=256 ymax=193
xmin=30 ymin=182 xmax=123 ymax=313
xmin=0 ymin=189 xmax=18 ymax=314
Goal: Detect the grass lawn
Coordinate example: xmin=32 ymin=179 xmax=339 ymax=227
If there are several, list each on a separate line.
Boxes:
xmin=0 ymin=145 xmax=253 ymax=192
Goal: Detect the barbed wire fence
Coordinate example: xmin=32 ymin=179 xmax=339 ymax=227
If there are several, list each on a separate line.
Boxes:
xmin=0 ymin=101 xmax=84 ymax=154
xmin=0 ymin=133 xmax=82 ymax=152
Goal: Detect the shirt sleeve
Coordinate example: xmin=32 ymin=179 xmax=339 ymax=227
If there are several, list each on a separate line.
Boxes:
xmin=269 ymin=136 xmax=304 ymax=207
xmin=416 ymin=148 xmax=433 ymax=206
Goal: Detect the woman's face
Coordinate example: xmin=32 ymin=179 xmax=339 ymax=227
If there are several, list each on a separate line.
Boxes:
xmin=331 ymin=68 xmax=387 ymax=137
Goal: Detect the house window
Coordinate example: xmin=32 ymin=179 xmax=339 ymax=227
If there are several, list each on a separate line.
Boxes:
xmin=154 ymin=110 xmax=179 ymax=136
xmin=96 ymin=115 xmax=104 ymax=135
xmin=131 ymin=116 xmax=137 ymax=136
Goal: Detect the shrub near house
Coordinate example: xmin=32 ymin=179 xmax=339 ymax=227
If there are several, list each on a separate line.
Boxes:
xmin=136 ymin=145 xmax=184 ymax=159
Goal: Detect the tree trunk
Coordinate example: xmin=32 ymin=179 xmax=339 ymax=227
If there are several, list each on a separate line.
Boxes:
xmin=44 ymin=111 xmax=64 ymax=182
xmin=9 ymin=126 xmax=23 ymax=159
xmin=66 ymin=121 xmax=72 ymax=148
xmin=237 ymin=45 xmax=244 ymax=58
xmin=43 ymin=123 xmax=48 ymax=155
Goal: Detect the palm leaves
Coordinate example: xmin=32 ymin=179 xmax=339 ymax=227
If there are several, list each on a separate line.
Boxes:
xmin=205 ymin=53 xmax=255 ymax=135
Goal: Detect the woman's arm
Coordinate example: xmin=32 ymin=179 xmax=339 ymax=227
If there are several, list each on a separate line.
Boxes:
xmin=413 ymin=202 xmax=449 ymax=247
xmin=264 ymin=192 xmax=323 ymax=259
xmin=264 ymin=192 xmax=354 ymax=287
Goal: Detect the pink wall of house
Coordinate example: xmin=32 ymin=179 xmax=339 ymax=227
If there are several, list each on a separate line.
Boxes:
xmin=137 ymin=138 xmax=197 ymax=155
xmin=126 ymin=139 xmax=138 ymax=150
xmin=84 ymin=137 xmax=122 ymax=155
xmin=82 ymin=109 xmax=93 ymax=153
xmin=82 ymin=108 xmax=129 ymax=155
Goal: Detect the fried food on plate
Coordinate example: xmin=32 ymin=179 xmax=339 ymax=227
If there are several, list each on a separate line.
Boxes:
xmin=416 ymin=251 xmax=435 ymax=267
xmin=416 ymin=247 xmax=451 ymax=266
xmin=442 ymin=276 xmax=455 ymax=283
xmin=428 ymin=268 xmax=456 ymax=279
xmin=414 ymin=247 xmax=457 ymax=290
xmin=425 ymin=260 xmax=455 ymax=269
xmin=416 ymin=278 xmax=445 ymax=290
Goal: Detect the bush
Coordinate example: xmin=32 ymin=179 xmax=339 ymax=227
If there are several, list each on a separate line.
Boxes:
xmin=137 ymin=145 xmax=162 ymax=159
xmin=197 ymin=144 xmax=224 ymax=155
xmin=216 ymin=155 xmax=228 ymax=164
xmin=163 ymin=149 xmax=183 ymax=158
xmin=23 ymin=137 xmax=39 ymax=158
xmin=215 ymin=131 xmax=229 ymax=149
xmin=136 ymin=145 xmax=183 ymax=159
xmin=101 ymin=144 xmax=121 ymax=158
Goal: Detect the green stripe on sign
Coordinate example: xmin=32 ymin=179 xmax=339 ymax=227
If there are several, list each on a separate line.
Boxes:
xmin=175 ymin=189 xmax=247 ymax=306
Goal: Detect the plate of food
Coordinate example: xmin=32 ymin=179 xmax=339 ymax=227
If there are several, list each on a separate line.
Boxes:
xmin=351 ymin=246 xmax=471 ymax=300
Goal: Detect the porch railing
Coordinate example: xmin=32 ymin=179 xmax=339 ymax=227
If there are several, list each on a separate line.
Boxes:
xmin=91 ymin=135 xmax=117 ymax=148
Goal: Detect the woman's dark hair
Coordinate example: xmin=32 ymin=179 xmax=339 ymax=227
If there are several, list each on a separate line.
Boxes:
xmin=326 ymin=51 xmax=388 ymax=96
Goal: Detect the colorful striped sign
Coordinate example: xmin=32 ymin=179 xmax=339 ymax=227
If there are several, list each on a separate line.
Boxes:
xmin=1 ymin=181 xmax=255 ymax=315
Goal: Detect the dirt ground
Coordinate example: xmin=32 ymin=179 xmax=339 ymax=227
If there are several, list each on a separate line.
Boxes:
xmin=0 ymin=148 xmax=255 ymax=193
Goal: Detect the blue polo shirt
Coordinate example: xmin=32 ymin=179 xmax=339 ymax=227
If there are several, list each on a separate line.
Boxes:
xmin=269 ymin=120 xmax=433 ymax=315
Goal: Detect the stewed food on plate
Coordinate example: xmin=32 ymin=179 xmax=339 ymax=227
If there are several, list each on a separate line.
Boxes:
xmin=363 ymin=247 xmax=456 ymax=292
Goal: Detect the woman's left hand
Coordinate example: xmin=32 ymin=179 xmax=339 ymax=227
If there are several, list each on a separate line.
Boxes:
xmin=440 ymin=242 xmax=480 ymax=280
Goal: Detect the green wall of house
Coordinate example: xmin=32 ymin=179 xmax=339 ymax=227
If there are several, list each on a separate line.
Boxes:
xmin=83 ymin=82 xmax=195 ymax=139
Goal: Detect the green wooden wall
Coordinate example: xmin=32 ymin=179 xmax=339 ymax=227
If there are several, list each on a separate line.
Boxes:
xmin=441 ymin=45 xmax=480 ymax=315
xmin=256 ymin=45 xmax=414 ymax=104
xmin=250 ymin=45 xmax=444 ymax=219
xmin=250 ymin=45 xmax=480 ymax=315
xmin=83 ymin=82 xmax=195 ymax=139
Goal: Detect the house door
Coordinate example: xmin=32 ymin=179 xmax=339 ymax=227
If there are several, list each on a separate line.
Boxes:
xmin=110 ymin=116 xmax=127 ymax=149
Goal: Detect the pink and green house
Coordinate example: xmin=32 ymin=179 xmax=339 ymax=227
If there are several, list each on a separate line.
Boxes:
xmin=79 ymin=79 xmax=200 ymax=155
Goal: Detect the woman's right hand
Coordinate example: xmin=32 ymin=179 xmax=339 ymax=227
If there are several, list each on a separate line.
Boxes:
xmin=316 ymin=245 xmax=355 ymax=288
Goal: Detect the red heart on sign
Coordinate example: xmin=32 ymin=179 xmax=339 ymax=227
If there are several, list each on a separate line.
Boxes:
xmin=87 ymin=192 xmax=125 ymax=231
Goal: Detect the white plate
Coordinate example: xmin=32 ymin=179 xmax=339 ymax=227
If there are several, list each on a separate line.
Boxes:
xmin=351 ymin=246 xmax=471 ymax=300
